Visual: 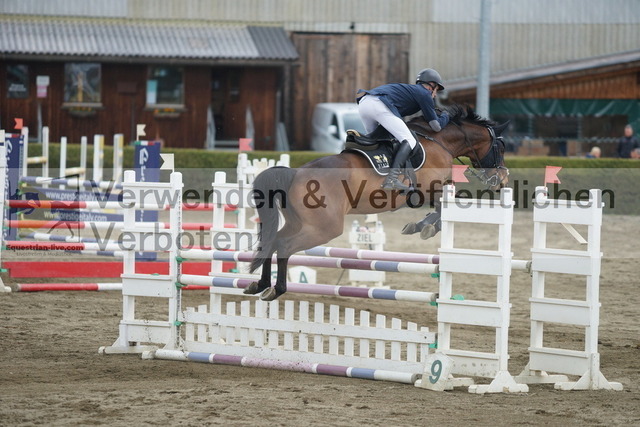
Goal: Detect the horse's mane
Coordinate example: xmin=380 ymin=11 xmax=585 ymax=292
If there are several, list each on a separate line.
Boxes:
xmin=445 ymin=104 xmax=496 ymax=127
xmin=407 ymin=104 xmax=496 ymax=130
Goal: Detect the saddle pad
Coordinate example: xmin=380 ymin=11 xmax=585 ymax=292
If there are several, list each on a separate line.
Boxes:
xmin=343 ymin=143 xmax=426 ymax=176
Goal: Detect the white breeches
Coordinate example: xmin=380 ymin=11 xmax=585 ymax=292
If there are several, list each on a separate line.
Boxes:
xmin=358 ymin=95 xmax=416 ymax=148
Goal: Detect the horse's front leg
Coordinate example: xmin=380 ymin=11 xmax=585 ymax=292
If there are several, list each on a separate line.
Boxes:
xmin=243 ymin=256 xmax=273 ymax=295
xmin=260 ymin=257 xmax=288 ymax=301
xmin=402 ymin=204 xmax=442 ymax=240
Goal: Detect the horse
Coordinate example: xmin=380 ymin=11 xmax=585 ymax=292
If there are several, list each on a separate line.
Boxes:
xmin=245 ymin=105 xmax=509 ymax=301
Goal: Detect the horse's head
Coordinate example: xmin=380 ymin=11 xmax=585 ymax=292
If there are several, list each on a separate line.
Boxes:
xmin=446 ymin=105 xmax=509 ymax=190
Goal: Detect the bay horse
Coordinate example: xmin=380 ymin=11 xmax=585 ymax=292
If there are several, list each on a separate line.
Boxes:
xmin=246 ymin=105 xmax=509 ymax=301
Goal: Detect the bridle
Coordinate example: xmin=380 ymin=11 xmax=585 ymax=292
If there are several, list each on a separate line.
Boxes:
xmin=417 ymin=123 xmax=509 ymax=188
xmin=466 ymin=126 xmax=509 ymax=187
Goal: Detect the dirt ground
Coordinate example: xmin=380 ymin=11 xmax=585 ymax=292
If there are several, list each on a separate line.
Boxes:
xmin=1 ymin=207 xmax=638 ymax=426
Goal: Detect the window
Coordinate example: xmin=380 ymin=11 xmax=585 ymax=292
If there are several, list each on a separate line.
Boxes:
xmin=330 ymin=114 xmax=339 ymax=138
xmin=7 ymin=65 xmax=29 ymax=99
xmin=344 ymin=112 xmax=366 ymax=134
xmin=64 ymin=63 xmax=101 ymax=105
xmin=146 ymin=66 xmax=184 ymax=106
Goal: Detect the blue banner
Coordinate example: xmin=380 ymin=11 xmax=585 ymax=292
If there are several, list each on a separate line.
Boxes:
xmin=134 ymin=141 xmax=161 ymax=226
xmin=133 ymin=140 xmax=161 ymax=260
xmin=4 ymin=134 xmax=23 ymax=240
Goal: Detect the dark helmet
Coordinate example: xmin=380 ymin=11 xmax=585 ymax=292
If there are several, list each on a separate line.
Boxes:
xmin=416 ymin=68 xmax=445 ymax=90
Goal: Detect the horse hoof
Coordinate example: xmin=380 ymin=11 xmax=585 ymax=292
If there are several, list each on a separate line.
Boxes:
xmin=420 ymin=225 xmax=438 ymax=240
xmin=401 ymin=222 xmax=419 ymax=235
xmin=259 ymin=287 xmax=281 ymax=301
xmin=243 ymin=281 xmax=263 ymax=295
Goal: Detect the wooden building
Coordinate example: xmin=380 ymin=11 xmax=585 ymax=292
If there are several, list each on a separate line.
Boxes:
xmin=0 ymin=16 xmax=298 ymax=150
xmin=445 ymin=50 xmax=640 ymax=156
xmin=0 ymin=14 xmax=409 ymax=150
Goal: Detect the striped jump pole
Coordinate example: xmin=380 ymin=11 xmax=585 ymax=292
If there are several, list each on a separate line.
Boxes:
xmin=9 ymin=200 xmax=237 ymax=212
xmin=179 ymin=247 xmax=529 ymax=272
xmin=181 ymin=203 xmax=237 ymax=212
xmin=16 ymin=283 xmax=123 ymax=292
xmin=6 ymin=220 xmax=236 ymax=231
xmin=22 ymin=231 xmax=103 ymax=243
xmin=152 ymin=349 xmax=419 ymax=384
xmin=9 ymin=200 xmax=132 ymax=210
xmin=20 ymin=176 xmax=124 ymax=190
xmin=179 ymin=274 xmax=437 ymax=303
xmin=15 ymin=283 xmax=208 ymax=292
xmin=303 ymin=246 xmax=529 ymax=271
xmin=304 ymin=246 xmax=440 ymax=264
xmin=179 ymin=249 xmax=438 ymax=275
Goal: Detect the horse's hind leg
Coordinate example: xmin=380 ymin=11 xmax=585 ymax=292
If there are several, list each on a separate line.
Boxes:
xmin=258 ymin=228 xmax=297 ymax=301
xmin=259 ymin=257 xmax=289 ymax=301
xmin=243 ymin=255 xmax=273 ymax=295
xmin=260 ymin=219 xmax=344 ymax=301
xmin=245 ymin=223 xmax=299 ymax=298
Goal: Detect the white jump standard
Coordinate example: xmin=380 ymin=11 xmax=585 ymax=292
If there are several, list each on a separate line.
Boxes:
xmin=514 ymin=187 xmax=623 ymax=391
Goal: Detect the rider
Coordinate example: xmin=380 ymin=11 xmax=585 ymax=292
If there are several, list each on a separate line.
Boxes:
xmin=356 ymin=68 xmax=450 ymax=191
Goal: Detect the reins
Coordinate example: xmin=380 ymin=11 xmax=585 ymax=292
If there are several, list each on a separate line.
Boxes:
xmin=415 ymin=120 xmax=508 ymax=188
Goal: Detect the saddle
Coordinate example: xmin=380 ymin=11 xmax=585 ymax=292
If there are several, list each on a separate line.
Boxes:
xmin=342 ymin=126 xmax=426 ymax=177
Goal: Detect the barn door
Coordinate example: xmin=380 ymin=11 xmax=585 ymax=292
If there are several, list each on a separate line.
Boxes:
xmin=290 ymin=32 xmax=409 ymax=149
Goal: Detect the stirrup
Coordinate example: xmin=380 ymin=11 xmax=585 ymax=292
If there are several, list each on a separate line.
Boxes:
xmin=382 ymin=174 xmax=412 ymax=191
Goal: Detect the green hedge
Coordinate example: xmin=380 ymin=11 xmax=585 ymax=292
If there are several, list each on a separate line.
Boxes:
xmin=502 ymin=155 xmax=640 ymax=169
xmin=25 ymin=144 xmax=639 ymax=214
xmin=29 ymin=143 xmax=640 ymax=169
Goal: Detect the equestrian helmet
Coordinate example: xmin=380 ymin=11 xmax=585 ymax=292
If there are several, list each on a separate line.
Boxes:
xmin=416 ymin=68 xmax=445 ymax=91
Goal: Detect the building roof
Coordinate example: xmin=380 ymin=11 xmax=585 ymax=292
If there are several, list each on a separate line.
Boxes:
xmin=0 ymin=15 xmax=299 ymax=64
xmin=444 ymin=49 xmax=640 ymax=95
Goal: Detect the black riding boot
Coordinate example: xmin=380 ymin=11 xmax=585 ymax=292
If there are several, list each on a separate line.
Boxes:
xmin=382 ymin=140 xmax=413 ymax=191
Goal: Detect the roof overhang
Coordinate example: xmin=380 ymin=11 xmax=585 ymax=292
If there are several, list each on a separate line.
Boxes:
xmin=444 ymin=49 xmax=640 ymax=98
xmin=0 ymin=15 xmax=299 ymax=65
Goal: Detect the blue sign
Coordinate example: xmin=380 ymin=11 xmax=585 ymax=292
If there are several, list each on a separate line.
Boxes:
xmin=134 ymin=141 xmax=161 ymax=226
xmin=4 ymin=134 xmax=23 ymax=240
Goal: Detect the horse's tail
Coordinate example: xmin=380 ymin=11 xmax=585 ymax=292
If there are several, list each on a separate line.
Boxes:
xmin=249 ymin=166 xmax=297 ymax=273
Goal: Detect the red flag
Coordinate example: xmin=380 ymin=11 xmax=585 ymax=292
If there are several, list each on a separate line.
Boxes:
xmin=239 ymin=138 xmax=253 ymax=152
xmin=451 ymin=165 xmax=469 ymax=183
xmin=14 ymin=118 xmax=23 ymax=130
xmin=544 ymin=166 xmax=562 ymax=185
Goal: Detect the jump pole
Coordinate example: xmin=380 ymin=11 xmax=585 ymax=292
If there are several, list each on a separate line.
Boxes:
xmin=150 ymin=349 xmax=420 ymax=384
xmin=5 ymin=220 xmax=236 ymax=231
xmin=179 ymin=249 xmax=439 ymax=275
xmin=15 ymin=283 xmax=209 ymax=292
xmin=179 ymin=247 xmax=529 ymax=272
xmin=16 ymin=283 xmax=123 ymax=292
xmin=7 ymin=199 xmax=236 ymax=212
xmin=179 ymin=274 xmax=437 ymax=303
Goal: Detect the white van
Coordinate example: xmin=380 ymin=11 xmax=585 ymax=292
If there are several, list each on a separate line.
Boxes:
xmin=310 ymin=103 xmax=366 ymax=153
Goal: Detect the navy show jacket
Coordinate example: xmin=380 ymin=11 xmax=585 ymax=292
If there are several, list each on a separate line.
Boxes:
xmin=358 ymin=83 xmax=449 ymax=130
